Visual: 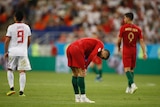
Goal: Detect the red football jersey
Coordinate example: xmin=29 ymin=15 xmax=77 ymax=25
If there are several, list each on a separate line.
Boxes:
xmin=118 ymin=24 xmax=143 ymax=68
xmin=92 ymin=56 xmax=102 ymax=65
xmin=67 ymin=38 xmax=104 ymax=69
xmin=119 ymin=24 xmax=143 ymax=49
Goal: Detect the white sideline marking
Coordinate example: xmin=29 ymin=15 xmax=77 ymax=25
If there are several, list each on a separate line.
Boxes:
xmin=146 ymin=83 xmax=156 ymax=86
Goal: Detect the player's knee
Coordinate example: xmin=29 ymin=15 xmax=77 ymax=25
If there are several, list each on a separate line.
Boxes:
xmin=72 ymin=72 xmax=78 ymax=77
xmin=19 ymin=70 xmax=25 ymax=73
xmin=78 ymin=71 xmax=86 ymax=77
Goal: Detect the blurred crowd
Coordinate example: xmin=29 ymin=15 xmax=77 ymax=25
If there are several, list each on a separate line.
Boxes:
xmin=0 ymin=0 xmax=160 ymax=44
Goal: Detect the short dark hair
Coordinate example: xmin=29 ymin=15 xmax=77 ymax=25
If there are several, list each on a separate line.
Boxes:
xmin=98 ymin=49 xmax=110 ymax=60
xmin=124 ymin=12 xmax=134 ymax=21
xmin=104 ymin=49 xmax=110 ymax=60
xmin=14 ymin=10 xmax=24 ymax=21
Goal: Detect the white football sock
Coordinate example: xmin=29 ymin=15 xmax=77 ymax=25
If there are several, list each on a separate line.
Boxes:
xmin=7 ymin=70 xmax=14 ymax=88
xmin=75 ymin=94 xmax=80 ymax=99
xmin=81 ymin=94 xmax=86 ymax=98
xmin=19 ymin=72 xmax=26 ymax=92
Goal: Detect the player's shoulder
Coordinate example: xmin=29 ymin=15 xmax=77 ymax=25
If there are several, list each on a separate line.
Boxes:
xmin=133 ymin=24 xmax=141 ymax=30
xmin=20 ymin=23 xmax=30 ymax=28
xmin=8 ymin=23 xmax=28 ymax=27
xmin=19 ymin=23 xmax=31 ymax=30
xmin=7 ymin=23 xmax=16 ymax=30
xmin=120 ymin=24 xmax=127 ymax=30
xmin=121 ymin=24 xmax=141 ymax=30
xmin=25 ymin=24 xmax=31 ymax=30
xmin=7 ymin=23 xmax=31 ymax=32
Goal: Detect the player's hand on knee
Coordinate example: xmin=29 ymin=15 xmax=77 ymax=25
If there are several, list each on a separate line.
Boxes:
xmin=143 ymin=53 xmax=147 ymax=60
xmin=80 ymin=69 xmax=87 ymax=77
xmin=4 ymin=52 xmax=8 ymax=59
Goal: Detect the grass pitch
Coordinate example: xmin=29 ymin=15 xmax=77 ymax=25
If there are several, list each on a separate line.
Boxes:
xmin=0 ymin=71 xmax=160 ymax=107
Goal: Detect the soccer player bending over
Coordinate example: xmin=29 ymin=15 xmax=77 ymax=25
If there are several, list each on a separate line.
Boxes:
xmin=66 ymin=38 xmax=110 ymax=103
xmin=117 ymin=12 xmax=147 ymax=94
xmin=4 ymin=10 xmax=32 ymax=96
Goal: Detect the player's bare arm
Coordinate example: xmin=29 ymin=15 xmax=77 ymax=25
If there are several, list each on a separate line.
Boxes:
xmin=4 ymin=36 xmax=11 ymax=59
xmin=28 ymin=36 xmax=31 ymax=48
xmin=139 ymin=39 xmax=147 ymax=59
xmin=117 ymin=37 xmax=122 ymax=52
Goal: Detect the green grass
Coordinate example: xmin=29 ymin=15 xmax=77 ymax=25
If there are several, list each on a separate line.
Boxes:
xmin=0 ymin=71 xmax=160 ymax=107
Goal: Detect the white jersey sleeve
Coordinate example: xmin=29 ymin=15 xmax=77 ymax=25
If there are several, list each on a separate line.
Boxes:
xmin=6 ymin=25 xmax=12 ymax=37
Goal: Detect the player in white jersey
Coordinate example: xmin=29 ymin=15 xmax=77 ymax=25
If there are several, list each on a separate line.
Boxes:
xmin=4 ymin=10 xmax=31 ymax=96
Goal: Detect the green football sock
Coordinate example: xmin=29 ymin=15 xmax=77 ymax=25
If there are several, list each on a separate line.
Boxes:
xmin=72 ymin=76 xmax=79 ymax=94
xmin=77 ymin=77 xmax=85 ymax=94
xmin=90 ymin=65 xmax=97 ymax=74
xmin=98 ymin=69 xmax=102 ymax=78
xmin=126 ymin=71 xmax=134 ymax=87
xmin=131 ymin=72 xmax=134 ymax=79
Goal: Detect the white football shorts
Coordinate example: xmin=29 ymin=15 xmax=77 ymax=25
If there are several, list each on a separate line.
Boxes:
xmin=7 ymin=56 xmax=31 ymax=71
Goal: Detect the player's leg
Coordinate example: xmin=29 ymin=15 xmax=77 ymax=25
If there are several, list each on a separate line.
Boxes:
xmin=123 ymin=54 xmax=135 ymax=93
xmin=7 ymin=69 xmax=14 ymax=90
xmin=18 ymin=56 xmax=31 ymax=96
xmin=130 ymin=56 xmax=138 ymax=94
xmin=124 ymin=67 xmax=133 ymax=93
xmin=89 ymin=62 xmax=97 ymax=74
xmin=89 ymin=62 xmax=100 ymax=81
xmin=66 ymin=46 xmax=81 ymax=102
xmin=19 ymin=70 xmax=26 ymax=96
xmin=71 ymin=68 xmax=85 ymax=102
xmin=131 ymin=68 xmax=134 ymax=80
xmin=77 ymin=68 xmax=95 ymax=103
xmin=71 ymin=68 xmax=95 ymax=103
xmin=6 ymin=69 xmax=16 ymax=96
xmin=124 ymin=67 xmax=134 ymax=87
xmin=131 ymin=52 xmax=136 ymax=80
xmin=130 ymin=68 xmax=138 ymax=94
xmin=71 ymin=67 xmax=80 ymax=102
xmin=67 ymin=46 xmax=94 ymax=103
xmin=125 ymin=67 xmax=137 ymax=94
xmin=6 ymin=56 xmax=17 ymax=96
xmin=92 ymin=57 xmax=102 ymax=81
xmin=96 ymin=63 xmax=102 ymax=81
xmin=77 ymin=68 xmax=86 ymax=95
